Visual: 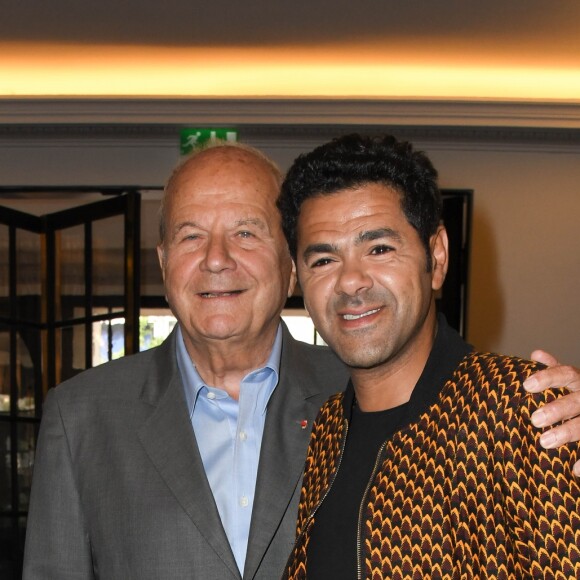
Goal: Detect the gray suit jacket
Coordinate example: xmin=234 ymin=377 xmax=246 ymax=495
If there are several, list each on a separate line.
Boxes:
xmin=23 ymin=323 xmax=347 ymax=579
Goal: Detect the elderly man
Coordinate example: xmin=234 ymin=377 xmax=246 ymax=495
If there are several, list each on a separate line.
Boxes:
xmin=23 ymin=144 xmax=347 ymax=579
xmin=279 ymin=134 xmax=580 ymax=579
xmin=24 ymin=141 xmax=580 ymax=579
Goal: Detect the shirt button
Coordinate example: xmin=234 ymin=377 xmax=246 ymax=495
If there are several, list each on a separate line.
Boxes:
xmin=239 ymin=431 xmax=247 ymax=441
xmin=206 ymin=391 xmax=216 ymax=400
xmin=240 ymin=496 xmax=249 ymax=508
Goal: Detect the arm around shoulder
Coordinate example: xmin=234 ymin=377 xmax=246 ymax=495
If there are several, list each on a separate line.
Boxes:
xmin=524 ymin=351 xmax=580 ymax=475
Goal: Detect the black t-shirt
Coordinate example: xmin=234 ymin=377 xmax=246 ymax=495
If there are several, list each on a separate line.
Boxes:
xmin=306 ymin=401 xmax=408 ymax=579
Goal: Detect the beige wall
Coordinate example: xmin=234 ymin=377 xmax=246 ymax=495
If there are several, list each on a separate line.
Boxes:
xmin=430 ymin=147 xmax=580 ymax=365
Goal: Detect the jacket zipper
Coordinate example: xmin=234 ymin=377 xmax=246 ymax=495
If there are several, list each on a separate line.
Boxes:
xmin=284 ymin=418 xmax=349 ymax=577
xmin=356 ymin=441 xmax=388 ymax=580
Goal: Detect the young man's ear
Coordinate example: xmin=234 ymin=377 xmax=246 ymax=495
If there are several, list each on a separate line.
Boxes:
xmin=430 ymin=225 xmax=449 ymax=292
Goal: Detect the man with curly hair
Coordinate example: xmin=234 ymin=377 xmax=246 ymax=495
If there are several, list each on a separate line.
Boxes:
xmin=279 ymin=134 xmax=580 ymax=579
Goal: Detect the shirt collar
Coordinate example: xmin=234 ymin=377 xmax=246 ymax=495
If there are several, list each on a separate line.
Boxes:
xmin=176 ymin=323 xmax=283 ymax=418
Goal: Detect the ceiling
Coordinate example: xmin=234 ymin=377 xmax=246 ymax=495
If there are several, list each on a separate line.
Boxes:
xmin=1 ymin=0 xmax=580 ymax=99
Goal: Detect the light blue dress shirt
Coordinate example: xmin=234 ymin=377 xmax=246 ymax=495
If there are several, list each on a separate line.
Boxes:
xmin=175 ymin=325 xmax=282 ymax=574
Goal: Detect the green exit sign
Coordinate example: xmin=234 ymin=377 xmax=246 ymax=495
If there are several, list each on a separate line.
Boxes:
xmin=180 ymin=128 xmax=238 ymax=155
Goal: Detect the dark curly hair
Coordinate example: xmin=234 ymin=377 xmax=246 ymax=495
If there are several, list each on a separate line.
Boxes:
xmin=278 ymin=133 xmax=442 ymax=271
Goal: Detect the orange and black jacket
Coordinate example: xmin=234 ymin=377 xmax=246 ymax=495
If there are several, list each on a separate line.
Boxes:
xmin=284 ymin=323 xmax=580 ymax=579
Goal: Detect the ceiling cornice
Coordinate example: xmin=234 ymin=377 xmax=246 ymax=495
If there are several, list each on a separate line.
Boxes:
xmin=1 ymin=97 xmax=580 ymax=130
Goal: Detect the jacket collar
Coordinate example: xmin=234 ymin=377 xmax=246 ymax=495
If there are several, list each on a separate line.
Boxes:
xmin=341 ymin=314 xmax=473 ymax=420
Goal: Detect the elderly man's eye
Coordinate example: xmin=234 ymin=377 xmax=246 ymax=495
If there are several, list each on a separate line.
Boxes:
xmin=311 ymin=258 xmax=333 ymax=268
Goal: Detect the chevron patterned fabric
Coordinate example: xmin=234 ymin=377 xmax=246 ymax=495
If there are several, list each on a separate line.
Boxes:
xmin=284 ymin=353 xmax=580 ymax=579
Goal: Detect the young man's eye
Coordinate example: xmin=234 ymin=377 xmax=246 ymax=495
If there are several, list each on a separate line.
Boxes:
xmin=371 ymin=245 xmax=394 ymax=255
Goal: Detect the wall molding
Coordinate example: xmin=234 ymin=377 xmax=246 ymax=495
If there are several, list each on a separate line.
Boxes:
xmin=1 ymin=97 xmax=580 ymax=129
xmin=1 ymin=98 xmax=580 ymax=154
xmin=2 ymin=123 xmax=580 ymax=154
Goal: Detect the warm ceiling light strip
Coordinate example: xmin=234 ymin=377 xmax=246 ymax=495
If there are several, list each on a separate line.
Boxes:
xmin=1 ymin=43 xmax=579 ymax=100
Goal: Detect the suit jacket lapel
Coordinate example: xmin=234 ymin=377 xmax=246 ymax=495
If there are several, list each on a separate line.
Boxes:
xmin=243 ymin=325 xmax=325 ymax=579
xmin=137 ymin=330 xmax=241 ymax=579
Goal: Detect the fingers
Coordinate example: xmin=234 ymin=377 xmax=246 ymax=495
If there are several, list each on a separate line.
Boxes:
xmin=532 ymin=392 xmax=580 ymax=478
xmin=529 ymin=349 xmax=559 ymax=367
xmin=534 ymin=415 xmax=580 ymax=477
xmin=525 ymin=350 xmax=580 ymax=476
xmin=531 ymin=389 xmax=580 ymax=428
xmin=536 ymin=414 xmax=580 ymax=445
xmin=524 ymin=364 xmax=580 ymax=394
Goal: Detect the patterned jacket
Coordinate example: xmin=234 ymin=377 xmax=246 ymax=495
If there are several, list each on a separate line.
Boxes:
xmin=284 ymin=349 xmax=580 ymax=579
